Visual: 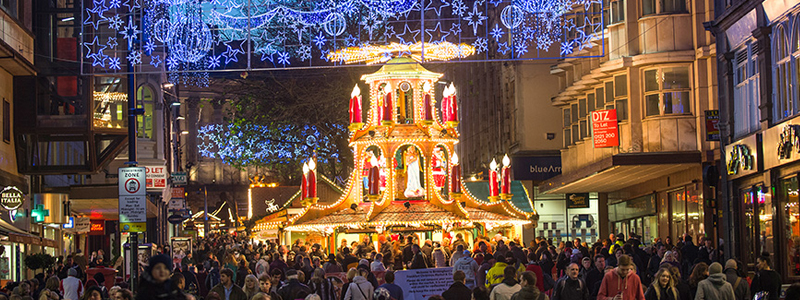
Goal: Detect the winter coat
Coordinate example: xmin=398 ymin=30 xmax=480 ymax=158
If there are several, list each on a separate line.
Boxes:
xmin=450 ymin=251 xmax=463 ymax=267
xmin=477 ymin=262 xmax=493 ymax=287
xmin=486 ymin=262 xmax=509 ymax=287
xmin=136 ymin=274 xmax=186 ymax=300
xmin=597 ymin=268 xmax=645 ymax=300
xmin=442 ymin=281 xmax=473 ymax=300
xmin=410 ymin=252 xmax=428 ymax=269
xmin=695 ymin=274 xmax=735 ymax=300
xmin=723 ymin=269 xmax=749 ymax=300
xmin=209 ymin=283 xmax=248 ymax=300
xmin=645 ymin=284 xmax=678 ymax=300
xmin=511 ymin=285 xmax=549 ymax=300
xmin=490 ymin=279 xmax=522 ymax=300
xmin=525 ymin=264 xmax=546 ymax=293
xmin=433 ymin=248 xmax=448 ymax=268
xmin=310 ymin=277 xmax=337 ymax=300
xmin=551 ymin=276 xmax=589 ymax=300
xmin=278 ymin=279 xmax=312 ymax=300
xmin=344 ymin=276 xmax=374 ymax=300
xmin=453 ymin=256 xmax=480 ymax=285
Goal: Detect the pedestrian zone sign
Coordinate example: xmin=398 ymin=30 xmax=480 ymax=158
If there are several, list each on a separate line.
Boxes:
xmin=119 ymin=167 xmax=147 ymax=232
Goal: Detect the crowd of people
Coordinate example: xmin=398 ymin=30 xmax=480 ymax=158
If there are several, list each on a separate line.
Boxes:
xmin=3 ymin=231 xmax=798 ymax=300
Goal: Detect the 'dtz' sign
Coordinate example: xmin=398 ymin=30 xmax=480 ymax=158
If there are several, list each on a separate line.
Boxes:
xmin=591 ymin=109 xmax=619 ymax=148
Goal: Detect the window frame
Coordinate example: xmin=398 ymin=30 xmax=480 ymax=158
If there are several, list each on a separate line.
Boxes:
xmin=642 ymin=65 xmax=693 ymax=118
xmin=2 ymin=99 xmax=9 ymax=144
xmin=732 ymin=41 xmax=761 ymax=138
xmin=772 ymin=23 xmax=796 ymax=124
xmin=611 ymin=0 xmax=625 ymax=23
xmin=136 ymin=85 xmax=155 ymax=140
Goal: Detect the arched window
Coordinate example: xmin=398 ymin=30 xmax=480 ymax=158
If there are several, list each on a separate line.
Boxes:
xmin=772 ymin=23 xmax=794 ymax=122
xmin=136 ymin=85 xmax=154 ymax=139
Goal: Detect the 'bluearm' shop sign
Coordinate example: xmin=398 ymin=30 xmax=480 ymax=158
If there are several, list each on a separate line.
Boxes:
xmin=0 ymin=186 xmax=24 ymax=210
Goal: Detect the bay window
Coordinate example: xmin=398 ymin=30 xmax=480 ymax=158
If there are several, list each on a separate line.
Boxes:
xmin=644 ymin=66 xmax=692 ymax=117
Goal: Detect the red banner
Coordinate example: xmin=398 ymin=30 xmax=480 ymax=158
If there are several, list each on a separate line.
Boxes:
xmin=592 ymin=109 xmax=619 ymax=148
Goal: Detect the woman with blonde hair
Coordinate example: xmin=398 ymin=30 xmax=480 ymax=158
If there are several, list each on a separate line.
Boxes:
xmin=645 ymin=268 xmax=678 ymax=300
xmin=341 ymin=268 xmax=359 ymax=300
xmin=244 ymin=274 xmax=260 ymax=299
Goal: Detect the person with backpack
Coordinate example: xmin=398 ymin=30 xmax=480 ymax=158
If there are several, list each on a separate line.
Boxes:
xmin=723 ymin=260 xmax=749 ymax=300
xmin=344 ymin=268 xmax=374 ymax=300
xmin=453 ymin=250 xmax=480 ymax=289
xmin=645 ymin=268 xmax=678 ymax=300
xmin=551 ymin=263 xmax=589 ymax=300
xmin=695 ymin=263 xmax=735 ymax=300
xmin=206 ymin=261 xmax=222 ymax=292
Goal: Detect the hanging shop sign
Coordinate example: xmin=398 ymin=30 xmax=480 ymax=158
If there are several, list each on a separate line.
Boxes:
xmin=566 ymin=193 xmax=590 ymax=209
xmin=705 ymin=110 xmax=720 ymax=141
xmin=725 ymin=134 xmax=760 ymax=179
xmin=591 ymin=109 xmax=619 ymax=148
xmin=511 ymin=156 xmax=562 ymax=181
xmin=89 ymin=220 xmax=105 ymax=235
xmin=171 ymin=172 xmax=188 ymax=186
xmin=0 ymin=186 xmax=24 ymax=211
xmin=168 ymin=214 xmax=186 ymax=225
xmin=145 ymin=166 xmax=167 ymax=189
xmin=763 ymin=116 xmax=800 ymax=169
xmin=119 ymin=167 xmax=147 ymax=233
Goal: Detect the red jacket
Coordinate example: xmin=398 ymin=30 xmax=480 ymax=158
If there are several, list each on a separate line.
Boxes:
xmin=597 ymin=268 xmax=645 ymax=300
xmin=525 ymin=264 xmax=546 ymax=292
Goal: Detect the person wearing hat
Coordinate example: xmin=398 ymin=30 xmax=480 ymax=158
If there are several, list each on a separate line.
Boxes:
xmin=60 ymin=268 xmax=83 ymax=300
xmin=136 ymin=254 xmax=186 ymax=300
xmin=695 ymin=263 xmax=735 ymax=300
xmin=277 ymin=269 xmax=311 ymax=300
xmin=453 ymin=250 xmax=479 ymax=289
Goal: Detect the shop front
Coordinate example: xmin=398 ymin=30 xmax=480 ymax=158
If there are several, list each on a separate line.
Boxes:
xmin=735 ymin=116 xmax=800 ymax=281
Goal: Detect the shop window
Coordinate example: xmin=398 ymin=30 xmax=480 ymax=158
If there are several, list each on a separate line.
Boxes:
xmin=644 ymin=67 xmax=692 ymax=117
xmin=669 ymin=188 xmax=686 ymax=237
xmin=137 ymin=86 xmax=154 ymax=139
xmin=733 ymin=42 xmax=761 ymax=138
xmin=742 ymin=187 xmax=759 ymax=265
xmin=772 ymin=24 xmax=796 ymax=123
xmin=782 ymin=178 xmax=800 ymax=276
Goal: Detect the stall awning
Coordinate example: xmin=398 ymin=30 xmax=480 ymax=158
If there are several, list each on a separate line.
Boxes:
xmin=538 ymin=152 xmax=701 ymax=194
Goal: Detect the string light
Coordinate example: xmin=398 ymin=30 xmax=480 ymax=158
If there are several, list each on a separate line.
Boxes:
xmin=328 ymin=42 xmax=476 ymax=65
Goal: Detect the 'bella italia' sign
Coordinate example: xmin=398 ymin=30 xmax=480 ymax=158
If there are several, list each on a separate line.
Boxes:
xmin=0 ymin=187 xmax=24 ymax=211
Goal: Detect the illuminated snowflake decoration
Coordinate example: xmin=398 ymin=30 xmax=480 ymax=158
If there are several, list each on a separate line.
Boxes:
xmin=83 ymin=0 xmax=604 ymax=84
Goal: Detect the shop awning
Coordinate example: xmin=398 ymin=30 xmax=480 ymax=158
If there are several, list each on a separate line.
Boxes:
xmin=538 ymin=152 xmax=701 ymax=194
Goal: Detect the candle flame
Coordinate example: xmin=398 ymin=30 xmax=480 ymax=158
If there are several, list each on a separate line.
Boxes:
xmin=383 ymin=83 xmax=392 ymax=94
xmin=502 ymin=154 xmax=510 ymax=167
xmin=452 ymin=152 xmax=459 ymax=165
xmin=448 ymin=83 xmax=456 ymax=95
xmin=351 ymin=84 xmax=361 ymax=98
xmin=302 ymin=162 xmax=309 ymax=174
xmin=443 ymin=85 xmax=452 ymax=97
xmin=308 ymin=158 xmax=316 ymax=170
xmin=490 ymin=158 xmax=498 ymax=171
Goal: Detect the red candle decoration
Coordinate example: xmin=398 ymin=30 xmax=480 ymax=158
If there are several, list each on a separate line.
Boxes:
xmin=423 ymin=82 xmax=433 ymax=121
xmin=450 ymin=153 xmax=461 ymax=194
xmin=349 ymin=84 xmax=362 ymax=124
xmin=301 ymin=162 xmax=309 ymax=199
xmin=442 ymin=85 xmax=452 ymax=122
xmin=368 ymin=160 xmax=380 ymax=196
xmin=307 ymin=158 xmax=317 ymax=198
xmin=382 ymin=84 xmax=393 ymax=123
xmin=489 ymin=159 xmax=499 ymax=197
xmin=501 ymin=154 xmax=511 ymax=194
xmin=449 ymin=83 xmax=458 ymax=122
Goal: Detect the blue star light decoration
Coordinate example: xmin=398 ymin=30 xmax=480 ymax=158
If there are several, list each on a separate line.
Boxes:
xmin=83 ymin=0 xmax=604 ymax=82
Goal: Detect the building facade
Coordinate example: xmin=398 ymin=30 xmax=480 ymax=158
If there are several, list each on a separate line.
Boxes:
xmin=540 ymin=0 xmax=719 ymax=246
xmin=711 ymin=0 xmax=800 ymax=281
